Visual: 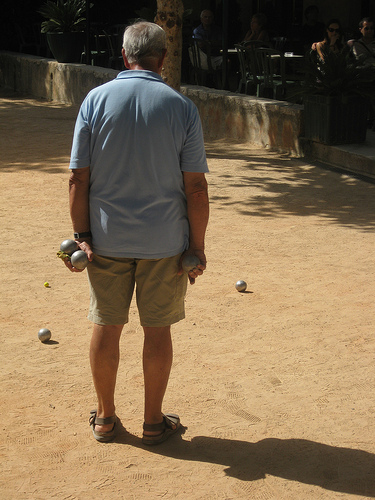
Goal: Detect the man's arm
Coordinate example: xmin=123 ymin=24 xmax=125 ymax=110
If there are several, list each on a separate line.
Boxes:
xmin=66 ymin=166 xmax=94 ymax=272
xmin=181 ymin=171 xmax=209 ymax=284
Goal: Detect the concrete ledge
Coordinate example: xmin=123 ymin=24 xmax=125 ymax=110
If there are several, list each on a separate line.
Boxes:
xmin=0 ymin=51 xmax=119 ymax=104
xmin=181 ymin=85 xmax=304 ymax=156
xmin=301 ymin=136 xmax=375 ymax=181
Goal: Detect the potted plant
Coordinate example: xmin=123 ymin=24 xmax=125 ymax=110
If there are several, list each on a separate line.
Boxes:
xmin=300 ymin=48 xmax=375 ymax=145
xmin=39 ymin=0 xmax=87 ymax=63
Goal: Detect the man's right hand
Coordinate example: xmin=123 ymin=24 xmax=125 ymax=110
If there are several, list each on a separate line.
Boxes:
xmin=182 ymin=171 xmax=209 ymax=284
xmin=178 ymin=249 xmax=207 ymax=285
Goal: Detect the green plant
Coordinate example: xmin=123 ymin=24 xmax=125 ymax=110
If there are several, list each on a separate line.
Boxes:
xmin=301 ymin=48 xmax=375 ymax=101
xmin=39 ymin=0 xmax=87 ymax=33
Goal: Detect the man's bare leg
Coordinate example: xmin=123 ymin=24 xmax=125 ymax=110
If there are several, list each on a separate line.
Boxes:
xmin=90 ymin=324 xmax=123 ymax=432
xmin=143 ymin=326 xmax=173 ymax=435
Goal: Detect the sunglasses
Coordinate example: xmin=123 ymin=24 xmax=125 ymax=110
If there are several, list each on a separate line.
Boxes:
xmin=363 ymin=26 xmax=374 ymax=30
xmin=328 ymin=28 xmax=340 ymax=33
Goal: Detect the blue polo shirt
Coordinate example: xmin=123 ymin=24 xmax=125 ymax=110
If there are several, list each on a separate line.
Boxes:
xmin=193 ymin=24 xmax=223 ymax=42
xmin=69 ymin=70 xmax=208 ymax=259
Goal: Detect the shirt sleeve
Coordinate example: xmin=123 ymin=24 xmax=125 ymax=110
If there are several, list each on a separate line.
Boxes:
xmin=69 ymin=101 xmax=91 ymax=169
xmin=180 ymin=104 xmax=209 ymax=173
xmin=193 ymin=25 xmax=204 ymax=40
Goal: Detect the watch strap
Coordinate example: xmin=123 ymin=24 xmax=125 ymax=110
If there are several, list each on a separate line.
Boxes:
xmin=74 ymin=231 xmax=92 ymax=239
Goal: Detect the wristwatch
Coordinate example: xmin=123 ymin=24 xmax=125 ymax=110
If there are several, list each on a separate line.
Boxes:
xmin=74 ymin=231 xmax=92 ymax=239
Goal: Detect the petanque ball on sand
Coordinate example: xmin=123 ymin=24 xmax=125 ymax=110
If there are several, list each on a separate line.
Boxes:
xmin=70 ymin=250 xmax=89 ymax=270
xmin=38 ymin=328 xmax=51 ymax=343
xmin=182 ymin=254 xmax=200 ymax=273
xmin=60 ymin=239 xmax=79 ymax=256
xmin=235 ymin=280 xmax=247 ymax=292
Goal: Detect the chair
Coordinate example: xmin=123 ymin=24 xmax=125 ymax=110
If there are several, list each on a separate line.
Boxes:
xmin=189 ymin=39 xmax=222 ymax=89
xmin=81 ymin=32 xmax=108 ymax=67
xmin=103 ymin=31 xmax=124 ymax=70
xmin=272 ymin=37 xmax=287 ymax=51
xmin=234 ymin=44 xmax=261 ymax=95
xmin=255 ymin=47 xmax=296 ymax=100
xmin=15 ymin=23 xmax=43 ymax=56
xmin=242 ymin=40 xmax=271 ymax=49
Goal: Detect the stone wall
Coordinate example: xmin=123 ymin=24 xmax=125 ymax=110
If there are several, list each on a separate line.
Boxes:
xmin=181 ymin=86 xmax=303 ymax=156
xmin=0 ymin=52 xmax=118 ymax=104
xmin=0 ymin=51 xmax=304 ymax=156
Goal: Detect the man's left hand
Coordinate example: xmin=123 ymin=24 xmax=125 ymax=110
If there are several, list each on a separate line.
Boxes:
xmin=64 ymin=239 xmax=94 ymax=273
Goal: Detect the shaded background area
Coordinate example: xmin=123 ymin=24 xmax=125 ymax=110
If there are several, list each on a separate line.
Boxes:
xmin=2 ymin=0 xmax=374 ymax=56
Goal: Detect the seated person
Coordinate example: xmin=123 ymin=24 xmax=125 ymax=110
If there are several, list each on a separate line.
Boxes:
xmin=347 ymin=17 xmax=375 ymax=66
xmin=348 ymin=17 xmax=375 ymax=130
xmin=192 ymin=9 xmax=222 ymax=69
xmin=314 ymin=19 xmax=344 ymax=60
xmin=301 ymin=5 xmax=325 ymax=52
xmin=193 ymin=10 xmax=222 ymax=46
xmin=243 ymin=13 xmax=270 ymax=43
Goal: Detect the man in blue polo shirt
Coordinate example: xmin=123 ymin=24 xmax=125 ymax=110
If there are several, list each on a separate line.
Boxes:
xmin=193 ymin=9 xmax=222 ymax=43
xmin=65 ymin=21 xmax=209 ymax=444
xmin=192 ymin=9 xmax=223 ymax=70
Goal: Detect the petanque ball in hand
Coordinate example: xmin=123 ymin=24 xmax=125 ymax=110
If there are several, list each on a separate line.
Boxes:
xmin=235 ymin=280 xmax=247 ymax=292
xmin=182 ymin=255 xmax=200 ymax=273
xmin=38 ymin=328 xmax=51 ymax=343
xmin=70 ymin=250 xmax=89 ymax=270
xmin=60 ymin=239 xmax=79 ymax=256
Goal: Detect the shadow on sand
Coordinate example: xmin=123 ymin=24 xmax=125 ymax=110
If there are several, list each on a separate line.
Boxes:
xmin=204 ymin=141 xmax=375 ymax=232
xmin=115 ymin=426 xmax=375 ymax=497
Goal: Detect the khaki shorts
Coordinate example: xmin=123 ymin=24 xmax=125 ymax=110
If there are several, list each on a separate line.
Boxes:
xmin=87 ymin=253 xmax=188 ymax=327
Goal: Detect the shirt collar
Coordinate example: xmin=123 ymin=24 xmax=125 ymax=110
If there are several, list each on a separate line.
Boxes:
xmin=116 ymin=70 xmax=163 ymax=82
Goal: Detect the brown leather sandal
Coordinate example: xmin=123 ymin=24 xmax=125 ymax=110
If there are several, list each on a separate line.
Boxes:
xmin=89 ymin=410 xmax=117 ymax=443
xmin=142 ymin=413 xmax=180 ymax=445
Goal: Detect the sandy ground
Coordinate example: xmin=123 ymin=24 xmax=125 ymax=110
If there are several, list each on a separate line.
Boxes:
xmin=1 ymin=90 xmax=375 ymax=500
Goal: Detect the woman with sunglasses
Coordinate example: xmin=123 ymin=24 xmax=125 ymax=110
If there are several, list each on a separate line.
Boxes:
xmin=348 ymin=18 xmax=375 ymax=66
xmin=316 ymin=19 xmax=344 ymax=60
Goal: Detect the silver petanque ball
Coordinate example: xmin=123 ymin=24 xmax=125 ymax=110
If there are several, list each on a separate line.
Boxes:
xmin=235 ymin=280 xmax=247 ymax=292
xmin=38 ymin=328 xmax=51 ymax=343
xmin=182 ymin=254 xmax=200 ymax=273
xmin=60 ymin=239 xmax=79 ymax=256
xmin=70 ymin=250 xmax=89 ymax=270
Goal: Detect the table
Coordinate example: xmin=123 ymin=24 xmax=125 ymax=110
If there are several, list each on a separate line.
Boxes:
xmin=271 ymin=53 xmax=305 ymax=80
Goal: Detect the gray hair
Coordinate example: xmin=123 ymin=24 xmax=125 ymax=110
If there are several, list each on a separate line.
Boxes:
xmin=123 ymin=21 xmax=166 ymax=65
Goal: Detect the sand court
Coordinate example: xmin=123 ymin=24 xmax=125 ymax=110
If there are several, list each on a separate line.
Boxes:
xmin=0 ymin=90 xmax=375 ymax=499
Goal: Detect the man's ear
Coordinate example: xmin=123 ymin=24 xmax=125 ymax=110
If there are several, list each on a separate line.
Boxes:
xmin=157 ymin=48 xmax=167 ymax=71
xmin=122 ymin=48 xmax=131 ymax=69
